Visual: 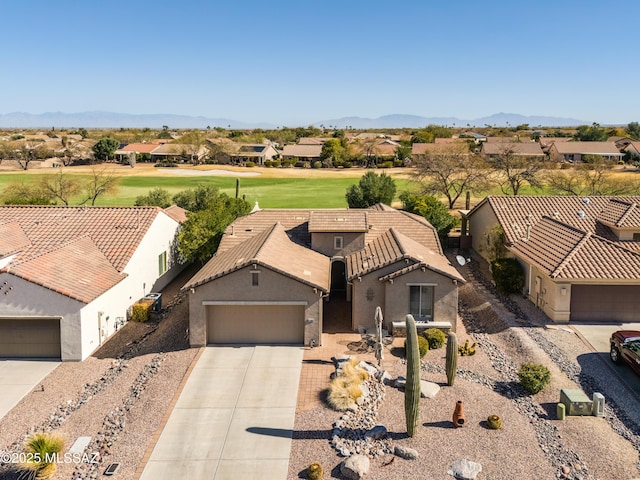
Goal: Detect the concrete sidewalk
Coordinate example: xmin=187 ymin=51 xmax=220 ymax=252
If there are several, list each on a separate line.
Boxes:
xmin=139 ymin=345 xmax=303 ymax=480
xmin=0 ymin=359 xmax=59 ymax=420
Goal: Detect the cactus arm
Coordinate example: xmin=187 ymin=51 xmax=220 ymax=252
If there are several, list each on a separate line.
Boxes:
xmin=446 ymin=332 xmax=458 ymax=386
xmin=404 ymin=314 xmax=421 ymax=437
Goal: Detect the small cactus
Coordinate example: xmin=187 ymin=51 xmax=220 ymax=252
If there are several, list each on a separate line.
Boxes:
xmin=487 ymin=414 xmax=502 ymax=429
xmin=307 ymin=462 xmax=323 ymax=480
xmin=458 ymin=339 xmax=476 ymax=356
xmin=404 ymin=314 xmax=421 ymax=437
xmin=445 ymin=332 xmax=458 ymax=386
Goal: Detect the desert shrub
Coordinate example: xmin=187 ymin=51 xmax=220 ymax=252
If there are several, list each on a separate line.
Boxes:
xmin=328 ymin=376 xmax=361 ymax=411
xmin=10 ymin=134 xmax=24 ymax=140
xmin=423 ymin=328 xmax=446 ymax=349
xmin=341 ymin=359 xmax=370 ymax=382
xmin=491 ymin=257 xmax=525 ymax=293
xmin=21 ymin=432 xmax=65 ymax=479
xmin=263 ymin=160 xmax=272 ymax=167
xmin=245 ymin=161 xmax=255 ymax=167
xmin=405 ymin=336 xmax=429 ymax=358
xmin=518 ymin=362 xmax=551 ymax=394
xmin=131 ymin=299 xmax=154 ymax=322
xmin=393 ymin=159 xmax=404 ymax=167
xmin=379 ymin=161 xmax=394 ymax=169
xmin=313 ymin=161 xmax=322 ymax=169
xmin=458 ymin=339 xmax=476 ymax=356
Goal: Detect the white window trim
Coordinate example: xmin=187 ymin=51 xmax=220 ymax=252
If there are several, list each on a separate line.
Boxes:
xmin=334 ymin=236 xmax=344 ymax=249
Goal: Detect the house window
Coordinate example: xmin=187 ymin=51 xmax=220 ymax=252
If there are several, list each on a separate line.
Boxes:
xmin=158 ymin=251 xmax=167 ymax=275
xmin=251 ymin=271 xmax=260 ymax=286
xmin=634 ymin=233 xmax=640 ymax=241
xmin=409 ymin=285 xmax=434 ymax=320
xmin=334 ymin=236 xmax=344 ymax=249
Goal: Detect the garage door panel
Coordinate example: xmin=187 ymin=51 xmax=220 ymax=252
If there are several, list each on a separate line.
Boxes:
xmin=0 ymin=319 xmax=61 ymax=358
xmin=571 ymin=285 xmax=640 ymax=322
xmin=207 ymin=305 xmax=304 ymax=344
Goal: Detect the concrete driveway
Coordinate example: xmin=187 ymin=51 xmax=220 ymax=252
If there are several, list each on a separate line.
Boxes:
xmin=139 ymin=345 xmax=303 ymax=480
xmin=572 ymin=322 xmax=640 ymax=353
xmin=0 ymin=359 xmax=60 ymax=419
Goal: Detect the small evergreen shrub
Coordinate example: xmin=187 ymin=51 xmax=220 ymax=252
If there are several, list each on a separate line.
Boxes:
xmin=405 ymin=336 xmax=429 ymax=358
xmin=423 ymin=328 xmax=446 ymax=349
xmin=131 ymin=299 xmax=154 ymax=322
xmin=518 ymin=362 xmax=551 ymax=394
xmin=313 ymin=161 xmax=322 ymax=169
xmin=491 ymin=257 xmax=525 ymax=293
xmin=245 ymin=161 xmax=255 ymax=167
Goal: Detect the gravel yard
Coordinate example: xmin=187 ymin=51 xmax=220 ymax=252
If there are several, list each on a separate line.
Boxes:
xmin=287 ymin=259 xmax=640 ymax=480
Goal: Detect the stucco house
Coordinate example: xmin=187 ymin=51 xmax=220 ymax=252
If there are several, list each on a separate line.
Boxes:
xmin=0 ymin=206 xmax=186 ymax=360
xmin=185 ymin=205 xmax=464 ymax=348
xmin=480 ymin=141 xmax=546 ymax=159
xmin=547 ymin=141 xmax=623 ymax=163
xmin=228 ymin=143 xmax=279 ymax=165
xmin=466 ymin=196 xmax=640 ymax=323
xmin=281 ymin=144 xmax=323 ymax=163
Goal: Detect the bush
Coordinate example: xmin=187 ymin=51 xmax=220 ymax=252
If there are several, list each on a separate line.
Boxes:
xmin=313 ymin=161 xmax=323 ymax=169
xmin=131 ymin=299 xmax=154 ymax=322
xmin=491 ymin=257 xmax=525 ymax=293
xmin=405 ymin=335 xmax=429 ymax=358
xmin=328 ymin=376 xmax=362 ymax=411
xmin=245 ymin=161 xmax=255 ymax=167
xmin=423 ymin=328 xmax=446 ymax=349
xmin=518 ymin=362 xmax=551 ymax=394
xmin=379 ymin=161 xmax=394 ymax=168
xmin=21 ymin=432 xmax=65 ymax=479
xmin=263 ymin=160 xmax=272 ymax=167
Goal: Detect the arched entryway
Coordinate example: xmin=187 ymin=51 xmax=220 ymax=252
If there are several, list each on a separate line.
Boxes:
xmin=324 ymin=258 xmax=352 ymax=332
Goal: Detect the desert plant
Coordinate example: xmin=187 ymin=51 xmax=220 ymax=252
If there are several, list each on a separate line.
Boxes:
xmin=404 ymin=314 xmax=421 ymax=437
xmin=458 ymin=339 xmax=476 ymax=356
xmin=405 ymin=335 xmax=429 ymax=358
xmin=424 ymin=328 xmax=446 ymax=349
xmin=327 ymin=376 xmax=362 ymax=411
xmin=445 ymin=332 xmax=458 ymax=386
xmin=487 ymin=414 xmax=502 ymax=429
xmin=307 ymin=462 xmax=324 ymax=480
xmin=21 ymin=432 xmax=65 ymax=479
xmin=131 ymin=298 xmax=154 ymax=322
xmin=518 ymin=363 xmax=551 ymax=394
xmin=491 ymin=257 xmax=525 ymax=293
xmin=341 ymin=359 xmax=370 ymax=382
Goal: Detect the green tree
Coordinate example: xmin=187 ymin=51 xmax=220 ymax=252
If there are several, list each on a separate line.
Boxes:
xmin=345 ymin=171 xmax=396 ymax=208
xmin=395 ymin=143 xmax=412 ymax=164
xmin=320 ymin=138 xmax=347 ymax=167
xmin=178 ymin=194 xmax=251 ymax=263
xmin=172 ymin=184 xmax=220 ymax=211
xmin=574 ymin=123 xmax=607 ymax=141
xmin=626 ymin=122 xmax=640 ymax=140
xmin=135 ymin=187 xmax=173 ymax=208
xmin=91 ymin=137 xmax=119 ymax=161
xmin=1 ymin=181 xmax=54 ymax=205
xmin=399 ymin=192 xmax=458 ymax=241
xmin=157 ymin=125 xmax=173 ymax=139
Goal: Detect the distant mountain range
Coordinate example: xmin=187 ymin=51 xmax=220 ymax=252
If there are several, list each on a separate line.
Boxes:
xmin=0 ymin=111 xmax=590 ymax=129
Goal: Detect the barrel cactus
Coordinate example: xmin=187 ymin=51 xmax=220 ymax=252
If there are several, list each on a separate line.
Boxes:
xmin=487 ymin=414 xmax=502 ymax=430
xmin=307 ymin=462 xmax=323 ymax=480
xmin=404 ymin=314 xmax=421 ymax=437
xmin=446 ymin=332 xmax=458 ymax=386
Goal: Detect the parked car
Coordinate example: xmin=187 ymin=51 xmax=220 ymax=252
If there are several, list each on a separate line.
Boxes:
xmin=610 ymin=330 xmax=640 ymax=375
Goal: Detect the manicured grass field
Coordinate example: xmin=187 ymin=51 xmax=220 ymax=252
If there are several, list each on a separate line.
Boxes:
xmin=0 ymin=170 xmax=416 ymax=208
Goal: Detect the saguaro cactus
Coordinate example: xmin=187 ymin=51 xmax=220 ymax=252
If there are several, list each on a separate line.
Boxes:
xmin=446 ymin=332 xmax=458 ymax=386
xmin=404 ymin=314 xmax=421 ymax=437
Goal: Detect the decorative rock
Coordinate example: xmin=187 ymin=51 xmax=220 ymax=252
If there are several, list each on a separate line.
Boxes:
xmin=364 ymin=425 xmax=387 ymax=441
xmin=341 ymin=454 xmax=370 ymax=479
xmin=357 ymin=361 xmax=379 ymax=377
xmin=377 ymin=370 xmax=392 ymax=384
xmin=394 ymin=376 xmax=406 ymax=388
xmin=420 ymin=380 xmax=441 ymax=398
xmin=394 ymin=445 xmax=419 ymax=460
xmin=447 ymin=459 xmax=483 ymax=480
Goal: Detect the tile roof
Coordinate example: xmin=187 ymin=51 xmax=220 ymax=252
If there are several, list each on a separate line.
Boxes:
xmin=0 ymin=206 xmax=166 ymax=302
xmin=412 ymin=143 xmax=470 ymax=155
xmin=551 ymin=141 xmax=622 ymax=155
xmin=184 ymin=222 xmax=330 ymax=291
xmin=481 ymin=142 xmax=545 ymax=156
xmin=115 ymin=143 xmax=159 ymax=154
xmin=511 ymin=217 xmax=640 ymax=280
xmin=163 ymin=205 xmax=188 ymax=224
xmin=346 ymin=228 xmax=464 ymax=282
xmin=281 ymin=144 xmax=323 ymax=158
xmin=298 ymin=137 xmax=327 ymax=145
xmin=308 ymin=211 xmax=368 ymax=233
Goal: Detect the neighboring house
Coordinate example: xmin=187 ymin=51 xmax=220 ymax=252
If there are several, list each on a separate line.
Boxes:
xmin=115 ymin=143 xmax=159 ymax=162
xmin=466 ymin=196 xmax=640 ymax=323
xmin=281 ymin=144 xmax=323 ymax=163
xmin=0 ymin=206 xmax=186 ymax=360
xmin=228 ymin=144 xmax=279 ymax=165
xmin=184 ymin=205 xmax=464 ymax=348
xmin=538 ymin=136 xmax=573 ymax=152
xmin=480 ymin=141 xmax=545 ymax=159
xmin=609 ymin=136 xmax=635 ymax=150
xmin=622 ymin=141 xmax=640 ymax=160
xmin=547 ymin=141 xmax=623 ymax=163
xmin=150 ymin=143 xmax=208 ymax=163
xmin=412 ymin=143 xmax=471 ymax=162
xmin=298 ymin=137 xmax=327 ymax=145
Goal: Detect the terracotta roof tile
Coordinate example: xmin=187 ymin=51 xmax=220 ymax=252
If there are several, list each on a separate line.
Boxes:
xmin=308 ymin=211 xmax=368 ymax=233
xmin=552 ymin=141 xmax=621 ymax=155
xmin=163 ymin=205 xmax=188 ymax=224
xmin=481 ymin=142 xmax=545 ymax=156
xmin=596 ymin=199 xmax=640 ymax=228
xmin=0 ymin=221 xmax=31 ymax=256
xmin=184 ymin=223 xmax=330 ymax=291
xmin=115 ymin=143 xmax=159 ymax=154
xmin=281 ymin=144 xmax=323 ymax=157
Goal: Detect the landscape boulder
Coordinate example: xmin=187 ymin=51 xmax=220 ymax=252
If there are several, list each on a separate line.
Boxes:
xmin=447 ymin=459 xmax=483 ymax=480
xmin=394 ymin=445 xmax=419 ymax=460
xmin=341 ymin=454 xmax=370 ymax=479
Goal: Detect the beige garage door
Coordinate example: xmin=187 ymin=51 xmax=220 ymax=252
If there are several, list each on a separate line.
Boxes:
xmin=571 ymin=285 xmax=640 ymax=322
xmin=207 ymin=304 xmax=304 ymax=344
xmin=0 ymin=318 xmax=61 ymax=358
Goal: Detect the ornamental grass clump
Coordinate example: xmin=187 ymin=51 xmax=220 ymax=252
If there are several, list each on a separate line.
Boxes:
xmin=327 ymin=361 xmax=368 ymax=411
xmin=21 ymin=432 xmax=65 ymax=480
xmin=518 ymin=362 xmax=551 ymax=394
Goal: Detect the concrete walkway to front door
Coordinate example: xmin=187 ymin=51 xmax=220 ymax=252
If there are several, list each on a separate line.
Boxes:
xmin=139 ymin=345 xmax=303 ymax=480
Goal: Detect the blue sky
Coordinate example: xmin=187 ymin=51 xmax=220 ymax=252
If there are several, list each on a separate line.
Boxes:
xmin=1 ymin=1 xmax=639 ymax=126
